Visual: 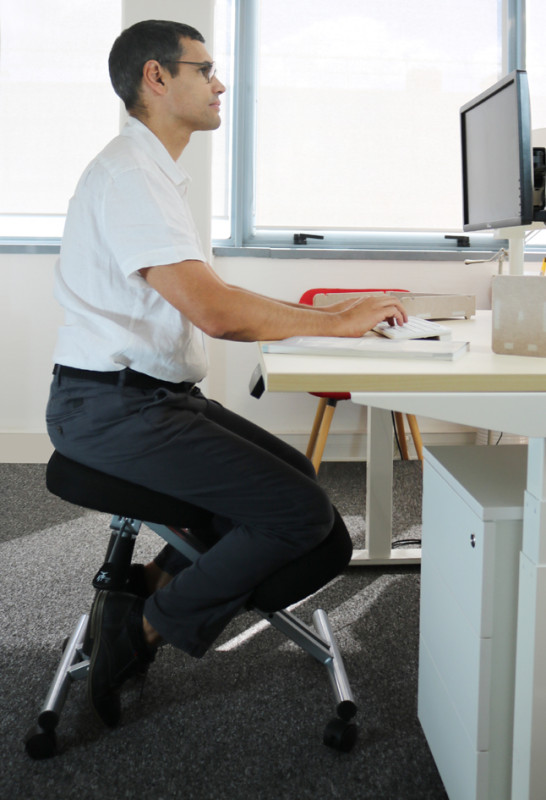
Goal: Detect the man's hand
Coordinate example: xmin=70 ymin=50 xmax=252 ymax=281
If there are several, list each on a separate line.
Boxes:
xmin=331 ymin=294 xmax=407 ymax=337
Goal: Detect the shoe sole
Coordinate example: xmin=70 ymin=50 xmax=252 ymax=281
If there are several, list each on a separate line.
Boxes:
xmin=87 ymin=591 xmax=121 ymax=727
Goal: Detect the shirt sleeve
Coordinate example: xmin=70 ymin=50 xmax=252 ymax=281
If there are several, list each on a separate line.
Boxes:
xmin=101 ymin=166 xmax=206 ymax=278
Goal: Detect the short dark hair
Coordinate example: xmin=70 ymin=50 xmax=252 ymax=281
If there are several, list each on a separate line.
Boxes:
xmin=108 ymin=19 xmax=205 ymax=111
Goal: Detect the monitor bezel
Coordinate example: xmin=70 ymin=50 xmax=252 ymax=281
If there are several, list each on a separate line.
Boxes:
xmin=460 ymin=69 xmax=533 ymax=232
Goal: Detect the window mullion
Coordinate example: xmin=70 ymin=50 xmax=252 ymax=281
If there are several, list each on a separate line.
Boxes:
xmin=230 ymin=0 xmax=258 ymax=247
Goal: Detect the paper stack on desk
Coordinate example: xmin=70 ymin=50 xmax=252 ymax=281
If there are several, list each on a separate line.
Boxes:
xmin=262 ymin=336 xmax=470 ymax=361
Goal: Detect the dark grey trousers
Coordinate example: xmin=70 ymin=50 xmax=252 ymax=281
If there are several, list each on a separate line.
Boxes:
xmin=46 ymin=372 xmax=344 ymax=657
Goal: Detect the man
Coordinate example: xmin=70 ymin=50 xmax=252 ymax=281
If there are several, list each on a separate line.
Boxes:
xmin=47 ymin=20 xmax=407 ymax=727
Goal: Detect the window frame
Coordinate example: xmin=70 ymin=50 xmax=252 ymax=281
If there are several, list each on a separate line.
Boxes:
xmin=212 ymin=0 xmax=525 ymax=260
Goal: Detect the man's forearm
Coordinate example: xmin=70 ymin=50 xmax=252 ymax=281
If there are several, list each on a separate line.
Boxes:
xmin=143 ymin=259 xmax=407 ymax=342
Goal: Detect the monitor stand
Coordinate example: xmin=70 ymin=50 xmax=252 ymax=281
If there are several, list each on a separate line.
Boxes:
xmin=495 ymin=223 xmax=546 ymax=275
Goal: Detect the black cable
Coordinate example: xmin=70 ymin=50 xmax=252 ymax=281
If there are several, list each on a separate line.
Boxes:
xmin=390 ymin=414 xmax=422 ymax=548
xmin=392 ymin=538 xmax=422 ymax=548
xmin=391 ymin=411 xmax=404 ymax=460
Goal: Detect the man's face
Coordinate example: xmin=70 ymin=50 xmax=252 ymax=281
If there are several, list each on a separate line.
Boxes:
xmin=164 ymin=37 xmax=225 ymax=134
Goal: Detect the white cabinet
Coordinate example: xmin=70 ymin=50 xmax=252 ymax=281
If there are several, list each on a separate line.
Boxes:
xmin=418 ymin=445 xmax=528 ymax=800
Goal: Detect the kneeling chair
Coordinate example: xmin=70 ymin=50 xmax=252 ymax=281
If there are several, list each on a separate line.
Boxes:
xmin=25 ymin=451 xmax=358 ymax=759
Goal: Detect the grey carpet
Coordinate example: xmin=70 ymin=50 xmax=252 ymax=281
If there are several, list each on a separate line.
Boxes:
xmin=0 ymin=461 xmax=447 ymax=800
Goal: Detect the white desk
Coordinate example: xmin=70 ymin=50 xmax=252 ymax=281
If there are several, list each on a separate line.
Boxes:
xmin=258 ymin=310 xmax=546 ymax=799
xmin=259 ymin=312 xmax=546 ymax=564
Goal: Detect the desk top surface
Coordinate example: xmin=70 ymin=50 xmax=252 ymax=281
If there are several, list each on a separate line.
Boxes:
xmin=259 ymin=311 xmax=546 ymax=394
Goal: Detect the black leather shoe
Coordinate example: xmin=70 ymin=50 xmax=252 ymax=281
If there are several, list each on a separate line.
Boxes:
xmin=125 ymin=563 xmax=150 ymax=598
xmin=87 ymin=591 xmax=156 ymax=727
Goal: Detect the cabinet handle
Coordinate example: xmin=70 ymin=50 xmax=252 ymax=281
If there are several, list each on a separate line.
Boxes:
xmin=470 ymin=533 xmax=476 ymax=548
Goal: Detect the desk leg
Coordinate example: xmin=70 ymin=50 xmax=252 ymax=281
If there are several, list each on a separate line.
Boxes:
xmin=350 ymin=406 xmax=421 ymax=566
xmin=366 ymin=406 xmax=393 ymax=559
xmin=512 ymin=437 xmax=546 ymax=799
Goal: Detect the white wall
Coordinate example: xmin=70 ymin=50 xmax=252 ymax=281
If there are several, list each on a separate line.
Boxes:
xmin=1 ymin=252 xmax=63 ymax=461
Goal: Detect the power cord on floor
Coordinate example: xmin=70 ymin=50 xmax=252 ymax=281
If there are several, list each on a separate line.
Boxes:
xmin=392 ymin=538 xmax=422 ymax=549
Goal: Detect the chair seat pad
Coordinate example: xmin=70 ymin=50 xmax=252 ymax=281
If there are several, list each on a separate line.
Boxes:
xmin=46 ymin=452 xmax=352 ymax=613
xmin=46 ymin=451 xmax=213 ymax=529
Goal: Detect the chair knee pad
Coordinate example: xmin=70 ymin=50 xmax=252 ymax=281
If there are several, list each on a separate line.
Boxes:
xmin=249 ymin=523 xmax=352 ymax=612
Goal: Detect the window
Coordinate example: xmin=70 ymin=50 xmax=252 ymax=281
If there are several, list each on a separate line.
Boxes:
xmin=214 ymin=0 xmax=507 ymax=254
xmin=0 ymin=0 xmax=121 ymax=238
xmin=527 ymin=0 xmax=546 ymax=129
xmin=521 ymin=0 xmax=546 ymax=259
xmin=1 ymin=0 xmax=530 ymax=257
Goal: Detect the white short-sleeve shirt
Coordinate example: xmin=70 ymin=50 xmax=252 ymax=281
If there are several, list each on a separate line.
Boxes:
xmin=53 ymin=116 xmax=208 ymax=383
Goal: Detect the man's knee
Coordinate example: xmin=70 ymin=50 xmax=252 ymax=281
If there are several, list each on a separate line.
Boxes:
xmin=298 ymin=452 xmax=319 ymax=480
xmin=297 ymin=487 xmax=335 ymax=549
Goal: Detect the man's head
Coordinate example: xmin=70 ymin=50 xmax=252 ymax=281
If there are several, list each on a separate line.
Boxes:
xmin=108 ymin=20 xmax=205 ymax=113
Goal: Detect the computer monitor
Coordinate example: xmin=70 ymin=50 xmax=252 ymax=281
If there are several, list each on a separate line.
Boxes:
xmin=460 ymin=69 xmax=545 ymax=232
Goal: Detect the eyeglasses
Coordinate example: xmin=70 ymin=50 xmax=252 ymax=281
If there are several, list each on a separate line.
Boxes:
xmin=165 ymin=60 xmax=217 ymax=83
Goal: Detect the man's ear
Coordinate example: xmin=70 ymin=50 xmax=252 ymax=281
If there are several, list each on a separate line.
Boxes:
xmin=142 ymin=60 xmax=167 ymax=95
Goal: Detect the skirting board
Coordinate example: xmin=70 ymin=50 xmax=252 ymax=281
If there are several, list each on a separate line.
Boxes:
xmin=278 ymin=431 xmax=479 ymax=462
xmin=0 ymin=433 xmax=54 ymax=464
xmin=0 ymin=430 xmax=481 ymax=464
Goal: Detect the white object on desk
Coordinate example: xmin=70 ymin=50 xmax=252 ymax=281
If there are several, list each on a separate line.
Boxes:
xmin=373 ymin=316 xmax=452 ymax=341
xmin=419 ymin=444 xmax=527 ymax=800
xmin=262 ymin=336 xmax=469 ymax=361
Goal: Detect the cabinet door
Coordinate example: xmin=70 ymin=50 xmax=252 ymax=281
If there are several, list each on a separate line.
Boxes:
xmin=420 ymin=559 xmax=492 ymax=750
xmin=422 ymin=463 xmax=494 ymax=637
xmin=420 ymin=454 xmax=523 ymax=800
xmin=419 ymin=639 xmax=490 ymax=800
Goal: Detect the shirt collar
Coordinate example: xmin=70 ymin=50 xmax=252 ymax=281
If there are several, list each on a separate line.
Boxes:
xmin=120 ymin=116 xmax=191 ymax=187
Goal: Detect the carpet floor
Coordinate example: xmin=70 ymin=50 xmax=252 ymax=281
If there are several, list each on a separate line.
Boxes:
xmin=0 ymin=460 xmax=447 ymax=800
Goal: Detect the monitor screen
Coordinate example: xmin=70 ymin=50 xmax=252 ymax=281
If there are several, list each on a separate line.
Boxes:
xmin=460 ymin=70 xmax=533 ymax=231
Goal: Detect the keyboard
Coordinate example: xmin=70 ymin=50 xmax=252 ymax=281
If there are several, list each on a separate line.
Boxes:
xmin=373 ymin=316 xmax=452 ymax=341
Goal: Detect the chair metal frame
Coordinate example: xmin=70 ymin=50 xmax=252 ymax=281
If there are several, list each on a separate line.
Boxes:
xmin=25 ymin=454 xmax=358 ymax=758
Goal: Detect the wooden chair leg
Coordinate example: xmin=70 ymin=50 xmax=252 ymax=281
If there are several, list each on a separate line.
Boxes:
xmin=310 ymin=399 xmax=337 ymax=474
xmin=306 ymin=397 xmax=329 ymax=460
xmin=406 ymin=413 xmax=424 ymax=463
xmin=393 ymin=411 xmax=410 ymax=460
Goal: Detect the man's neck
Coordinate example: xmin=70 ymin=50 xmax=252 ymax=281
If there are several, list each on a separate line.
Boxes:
xmin=130 ymin=112 xmax=191 ymax=161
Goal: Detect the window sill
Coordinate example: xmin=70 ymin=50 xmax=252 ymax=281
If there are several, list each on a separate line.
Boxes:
xmin=0 ymin=238 xmax=61 ymax=255
xmin=212 ymin=245 xmax=501 ymax=261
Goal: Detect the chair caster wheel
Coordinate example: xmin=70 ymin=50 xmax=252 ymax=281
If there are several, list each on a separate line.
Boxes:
xmin=24 ymin=725 xmax=58 ymax=759
xmin=323 ymin=717 xmax=358 ymax=752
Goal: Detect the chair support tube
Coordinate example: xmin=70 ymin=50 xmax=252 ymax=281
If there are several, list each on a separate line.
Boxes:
xmin=256 ymin=608 xmax=333 ymax=664
xmin=38 ymin=614 xmax=89 ymax=731
xmin=313 ymin=609 xmax=357 ymax=721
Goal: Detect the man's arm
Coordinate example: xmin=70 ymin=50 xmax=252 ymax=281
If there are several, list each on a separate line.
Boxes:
xmin=141 ymin=259 xmax=407 ymax=341
xmin=224 ymin=285 xmax=364 ymax=314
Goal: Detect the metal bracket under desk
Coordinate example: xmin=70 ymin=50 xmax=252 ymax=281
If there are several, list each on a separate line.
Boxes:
xmin=349 ymin=406 xmax=421 ymax=567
